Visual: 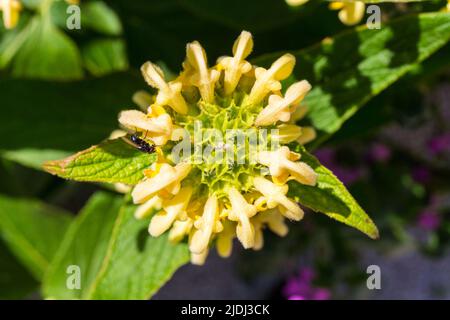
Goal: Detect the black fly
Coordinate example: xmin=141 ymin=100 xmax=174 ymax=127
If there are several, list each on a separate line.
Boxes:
xmin=128 ymin=134 xmax=156 ymax=154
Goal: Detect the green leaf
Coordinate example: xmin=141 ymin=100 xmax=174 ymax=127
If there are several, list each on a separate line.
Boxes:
xmin=0 ymin=72 xmax=145 ymax=168
xmin=43 ymin=192 xmax=189 ymax=300
xmin=0 ymin=240 xmax=38 ymax=299
xmin=82 ymin=1 xmax=123 ymax=36
xmin=253 ymin=12 xmax=450 ymax=142
xmin=43 ymin=138 xmax=156 ymax=185
xmin=42 ymin=192 xmax=123 ymax=299
xmin=5 ymin=16 xmax=83 ymax=80
xmin=0 ymin=195 xmax=73 ymax=280
xmin=0 ymin=16 xmax=31 ymax=69
xmin=82 ymin=39 xmax=129 ymax=76
xmin=88 ymin=201 xmax=190 ymax=300
xmin=289 ymin=145 xmax=379 ymax=239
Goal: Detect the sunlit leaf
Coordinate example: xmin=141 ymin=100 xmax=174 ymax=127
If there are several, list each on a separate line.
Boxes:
xmin=289 ymin=145 xmax=379 ymax=239
xmin=0 ymin=195 xmax=73 ymax=279
xmin=43 ymin=192 xmax=189 ymax=300
xmin=254 ymin=13 xmax=450 ymax=144
xmin=43 ymin=138 xmax=156 ymax=185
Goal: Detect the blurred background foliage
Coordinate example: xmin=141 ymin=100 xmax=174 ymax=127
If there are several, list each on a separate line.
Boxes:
xmin=0 ymin=0 xmax=449 ymax=299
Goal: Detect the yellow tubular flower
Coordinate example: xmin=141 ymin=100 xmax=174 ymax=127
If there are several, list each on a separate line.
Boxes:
xmin=246 ymin=54 xmax=296 ymax=105
xmin=227 ymin=187 xmax=257 ymax=249
xmin=290 ymin=104 xmax=308 ymax=123
xmin=253 ymin=176 xmax=304 ymax=221
xmin=118 ymin=109 xmax=173 ymax=146
xmin=330 ymin=1 xmax=366 ymax=26
xmin=218 ymin=30 xmax=253 ymax=95
xmin=122 ymin=31 xmax=317 ymax=265
xmin=216 ymin=221 xmax=236 ymax=258
xmin=149 ymin=187 xmax=193 ymax=237
xmin=132 ymin=162 xmax=191 ymax=204
xmin=258 ymin=146 xmax=317 ymax=185
xmin=186 ymin=41 xmax=220 ymax=103
xmin=169 ymin=219 xmax=193 ymax=243
xmin=285 ymin=0 xmax=309 ymax=6
xmin=0 ymin=0 xmax=22 ymax=29
xmin=297 ymin=126 xmax=317 ymax=145
xmin=252 ymin=209 xmax=288 ymax=250
xmin=134 ymin=195 xmax=162 ymax=219
xmin=189 ymin=195 xmax=221 ymax=254
xmin=141 ymin=62 xmax=188 ymax=114
xmin=191 ymin=249 xmax=209 ymax=266
xmin=272 ymin=124 xmax=303 ymax=144
xmin=255 ymin=81 xmax=311 ymax=126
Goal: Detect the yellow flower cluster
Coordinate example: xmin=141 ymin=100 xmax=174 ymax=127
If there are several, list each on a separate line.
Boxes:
xmin=285 ymin=0 xmax=366 ymax=26
xmin=329 ymin=1 xmax=366 ymax=26
xmin=118 ymin=31 xmax=317 ymax=265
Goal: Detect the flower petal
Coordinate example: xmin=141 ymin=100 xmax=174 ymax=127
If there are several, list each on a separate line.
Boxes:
xmin=247 ymin=54 xmax=296 ymax=105
xmin=189 ymin=195 xmax=219 ymax=254
xmin=131 ymin=163 xmax=191 ymax=204
xmin=148 ymin=187 xmax=193 ymax=237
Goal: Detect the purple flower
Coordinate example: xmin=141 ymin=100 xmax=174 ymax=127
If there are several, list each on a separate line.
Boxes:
xmin=417 ymin=211 xmax=441 ymax=231
xmin=288 ymin=295 xmax=305 ymax=300
xmin=315 ymin=148 xmax=335 ymax=166
xmin=283 ymin=267 xmax=331 ymax=300
xmin=311 ymin=288 xmax=332 ymax=300
xmin=427 ymin=133 xmax=450 ymax=155
xmin=333 ymin=167 xmax=366 ymax=185
xmin=369 ymin=143 xmax=391 ymax=163
xmin=412 ymin=166 xmax=431 ymax=185
xmin=315 ymin=148 xmax=365 ymax=185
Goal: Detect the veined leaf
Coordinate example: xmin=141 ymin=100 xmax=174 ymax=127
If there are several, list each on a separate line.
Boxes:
xmin=253 ymin=12 xmax=450 ymax=143
xmin=88 ymin=201 xmax=190 ymax=300
xmin=0 ymin=195 xmax=73 ymax=280
xmin=43 ymin=192 xmax=189 ymax=300
xmin=289 ymin=145 xmax=379 ymax=239
xmin=43 ymin=192 xmax=123 ymax=299
xmin=43 ymin=138 xmax=157 ymax=185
